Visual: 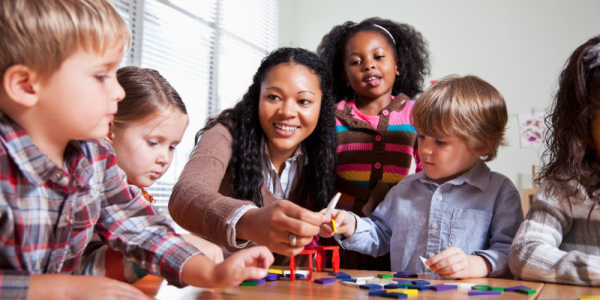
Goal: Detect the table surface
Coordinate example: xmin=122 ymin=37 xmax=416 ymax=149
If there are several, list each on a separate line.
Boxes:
xmin=537 ymin=283 xmax=600 ymax=300
xmin=133 ymin=268 xmax=548 ymax=300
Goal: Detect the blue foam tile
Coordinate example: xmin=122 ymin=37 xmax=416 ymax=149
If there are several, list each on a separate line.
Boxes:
xmin=409 ymin=285 xmax=431 ymax=291
xmin=314 ymin=278 xmax=336 ymax=284
xmin=328 ymin=272 xmax=348 ymax=276
xmin=383 ymin=292 xmax=408 ymax=299
xmin=411 ymin=280 xmax=430 ymax=285
xmin=360 ymin=284 xmax=384 ymax=290
xmin=342 ymin=279 xmax=358 ymax=283
xmin=469 ymin=290 xmax=502 ymax=296
xmin=336 ymin=275 xmax=352 ymax=279
xmin=393 ymin=279 xmax=413 ymax=284
xmin=384 ymin=284 xmax=400 ymax=289
xmin=243 ymin=278 xmax=266 ymax=284
xmin=368 ymin=289 xmax=388 ymax=296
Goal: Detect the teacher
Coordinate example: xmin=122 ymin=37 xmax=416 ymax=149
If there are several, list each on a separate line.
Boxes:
xmin=169 ymin=48 xmax=337 ymax=257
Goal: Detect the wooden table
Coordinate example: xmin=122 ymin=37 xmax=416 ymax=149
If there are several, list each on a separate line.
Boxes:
xmin=132 ymin=268 xmax=545 ymax=300
xmin=536 ymin=283 xmax=600 ymax=300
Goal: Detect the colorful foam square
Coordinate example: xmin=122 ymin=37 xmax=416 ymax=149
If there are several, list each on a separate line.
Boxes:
xmin=328 ymin=272 xmax=347 ymax=276
xmin=336 ymin=275 xmax=352 ymax=279
xmin=472 ymin=285 xmax=491 ymax=290
xmin=432 ymin=284 xmax=457 ymax=291
xmin=314 ymin=278 xmax=336 ymax=284
xmin=409 ymin=285 xmax=431 ymax=291
xmin=267 ymin=269 xmax=282 ymax=274
xmin=490 ymin=287 xmax=505 ymax=292
xmin=378 ymin=274 xmax=393 ymax=279
xmin=411 ymin=280 xmax=430 ymax=285
xmin=393 ymin=279 xmax=413 ymax=284
xmin=505 ymin=285 xmax=532 ymax=292
xmin=517 ymin=289 xmax=536 ymax=295
xmin=386 ymin=289 xmax=418 ymax=295
xmin=369 ymin=290 xmax=388 ymax=296
xmin=384 ymin=284 xmax=400 ymax=289
xmin=244 ymin=279 xmax=266 ymax=284
xmin=383 ymin=293 xmax=408 ymax=299
xmin=240 ymin=281 xmax=257 ymax=286
xmin=359 ymin=284 xmax=385 ymax=290
xmin=469 ymin=290 xmax=502 ymax=296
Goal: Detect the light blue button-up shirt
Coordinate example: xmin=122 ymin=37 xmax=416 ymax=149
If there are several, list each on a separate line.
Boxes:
xmin=335 ymin=160 xmax=523 ymax=277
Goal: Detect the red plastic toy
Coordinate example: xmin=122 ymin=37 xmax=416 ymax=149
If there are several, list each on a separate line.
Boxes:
xmin=289 ymin=249 xmax=316 ymax=281
xmin=315 ymin=246 xmax=340 ymax=273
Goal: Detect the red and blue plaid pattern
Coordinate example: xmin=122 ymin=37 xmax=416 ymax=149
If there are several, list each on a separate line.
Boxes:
xmin=0 ymin=113 xmax=201 ymax=299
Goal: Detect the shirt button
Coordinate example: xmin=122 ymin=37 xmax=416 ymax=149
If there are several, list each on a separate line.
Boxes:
xmin=432 ymin=222 xmax=438 ymax=229
xmin=436 ymin=195 xmax=442 ymax=201
xmin=382 ymin=110 xmax=389 ymax=116
xmin=52 ymin=171 xmax=63 ymax=181
xmin=375 ymin=135 xmax=382 ymax=142
xmin=428 ymin=252 xmax=435 ymax=258
xmin=276 ymin=192 xmax=282 ymax=198
xmin=374 ymin=162 xmax=381 ymax=169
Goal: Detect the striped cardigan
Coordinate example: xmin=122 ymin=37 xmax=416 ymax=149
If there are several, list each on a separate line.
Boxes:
xmin=334 ymin=94 xmax=422 ymax=217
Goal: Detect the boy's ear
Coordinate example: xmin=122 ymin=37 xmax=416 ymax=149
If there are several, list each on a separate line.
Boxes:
xmin=104 ymin=121 xmax=115 ymax=145
xmin=341 ymin=72 xmax=349 ymax=87
xmin=2 ymin=65 xmax=41 ymax=108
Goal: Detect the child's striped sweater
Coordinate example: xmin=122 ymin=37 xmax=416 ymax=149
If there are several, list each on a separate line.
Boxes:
xmin=334 ymin=94 xmax=422 ymax=216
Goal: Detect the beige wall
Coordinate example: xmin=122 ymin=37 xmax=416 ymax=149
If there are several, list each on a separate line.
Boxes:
xmin=279 ymin=0 xmax=600 ymax=191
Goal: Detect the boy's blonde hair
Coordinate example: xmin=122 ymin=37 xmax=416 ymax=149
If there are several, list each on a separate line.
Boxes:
xmin=0 ymin=0 xmax=131 ymax=83
xmin=411 ymin=75 xmax=508 ymax=162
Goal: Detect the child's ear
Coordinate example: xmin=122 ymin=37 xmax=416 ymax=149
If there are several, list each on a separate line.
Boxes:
xmin=2 ymin=65 xmax=41 ymax=108
xmin=395 ymin=59 xmax=401 ymax=76
xmin=104 ymin=121 xmax=115 ymax=145
xmin=341 ymin=72 xmax=350 ymax=87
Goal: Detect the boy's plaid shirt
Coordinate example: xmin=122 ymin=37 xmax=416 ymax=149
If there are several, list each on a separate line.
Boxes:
xmin=0 ymin=113 xmax=201 ymax=299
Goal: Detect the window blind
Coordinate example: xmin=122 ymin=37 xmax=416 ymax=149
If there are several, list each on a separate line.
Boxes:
xmin=109 ymin=0 xmax=277 ymax=212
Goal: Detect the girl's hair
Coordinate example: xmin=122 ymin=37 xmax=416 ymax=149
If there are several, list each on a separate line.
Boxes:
xmin=537 ymin=35 xmax=600 ymax=205
xmin=114 ymin=66 xmax=187 ymax=127
xmin=196 ymin=47 xmax=336 ymax=211
xmin=316 ymin=17 xmax=430 ymax=101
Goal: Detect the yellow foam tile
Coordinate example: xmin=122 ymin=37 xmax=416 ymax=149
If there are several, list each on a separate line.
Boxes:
xmin=387 ymin=289 xmax=418 ymax=295
xmin=268 ymin=269 xmax=282 ymax=274
xmin=579 ymin=296 xmax=600 ymax=300
xmin=331 ymin=219 xmax=337 ymax=232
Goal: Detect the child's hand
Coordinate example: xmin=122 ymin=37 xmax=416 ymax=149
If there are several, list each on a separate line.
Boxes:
xmin=425 ymin=246 xmax=492 ymax=278
xmin=181 ymin=234 xmax=224 ymax=263
xmin=182 ymin=246 xmax=274 ymax=288
xmin=28 ymin=274 xmax=150 ymax=300
xmin=320 ymin=209 xmax=357 ymax=238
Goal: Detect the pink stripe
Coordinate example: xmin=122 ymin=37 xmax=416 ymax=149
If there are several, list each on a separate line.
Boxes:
xmin=336 ymin=101 xmax=346 ymax=110
xmin=337 ymin=164 xmax=372 ymax=172
xmin=388 ymin=102 xmax=414 ymax=125
xmin=385 ymin=143 xmax=414 ymax=153
xmin=383 ymin=165 xmax=410 ymax=175
xmin=337 ymin=143 xmax=373 ymax=153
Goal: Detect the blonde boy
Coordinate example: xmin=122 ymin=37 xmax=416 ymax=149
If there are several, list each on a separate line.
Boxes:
xmin=321 ymin=75 xmax=523 ymax=278
xmin=0 ymin=1 xmax=272 ymax=299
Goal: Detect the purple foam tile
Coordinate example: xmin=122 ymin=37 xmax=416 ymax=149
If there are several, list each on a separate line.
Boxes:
xmin=393 ymin=279 xmax=413 ymax=284
xmin=243 ymin=278 xmax=266 ymax=284
xmin=469 ymin=291 xmax=502 ymax=296
xmin=393 ymin=273 xmax=418 ymax=278
xmin=383 ymin=292 xmax=409 ymax=299
xmin=412 ymin=280 xmax=430 ymax=285
xmin=328 ymin=272 xmax=347 ymax=276
xmin=432 ymin=284 xmax=458 ymax=291
xmin=505 ymin=285 xmax=532 ymax=292
xmin=314 ymin=278 xmax=336 ymax=284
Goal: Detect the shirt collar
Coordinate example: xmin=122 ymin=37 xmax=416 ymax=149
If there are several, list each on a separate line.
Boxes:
xmin=0 ymin=111 xmax=93 ymax=187
xmin=415 ymin=160 xmax=491 ymax=192
xmin=261 ymin=137 xmax=307 ymax=165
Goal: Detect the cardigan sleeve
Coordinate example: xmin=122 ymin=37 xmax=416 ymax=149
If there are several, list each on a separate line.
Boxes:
xmin=169 ymin=123 xmax=256 ymax=252
xmin=509 ymin=182 xmax=600 ymax=286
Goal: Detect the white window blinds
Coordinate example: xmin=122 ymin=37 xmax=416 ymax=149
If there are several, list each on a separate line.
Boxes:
xmin=109 ymin=0 xmax=278 ymax=211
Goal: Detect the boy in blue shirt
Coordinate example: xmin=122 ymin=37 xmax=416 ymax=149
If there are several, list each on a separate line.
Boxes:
xmin=321 ymin=75 xmax=523 ymax=278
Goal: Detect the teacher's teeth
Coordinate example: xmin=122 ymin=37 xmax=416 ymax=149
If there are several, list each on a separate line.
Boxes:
xmin=275 ymin=124 xmax=298 ymax=131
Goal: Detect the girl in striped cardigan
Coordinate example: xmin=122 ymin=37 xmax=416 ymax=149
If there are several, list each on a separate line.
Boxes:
xmin=317 ymin=17 xmax=430 ymax=270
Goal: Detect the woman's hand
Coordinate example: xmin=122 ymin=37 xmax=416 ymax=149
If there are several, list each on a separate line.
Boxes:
xmin=235 ymin=200 xmax=322 ymax=256
xmin=320 ymin=209 xmax=357 ymax=238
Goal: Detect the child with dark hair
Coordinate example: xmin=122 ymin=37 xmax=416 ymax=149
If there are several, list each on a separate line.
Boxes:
xmin=322 ymin=75 xmax=523 ymax=278
xmin=76 ymin=66 xmax=224 ymax=283
xmin=510 ymin=35 xmax=600 ymax=287
xmin=316 ymin=17 xmax=429 ymax=270
xmin=169 ymin=48 xmax=337 ymax=259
